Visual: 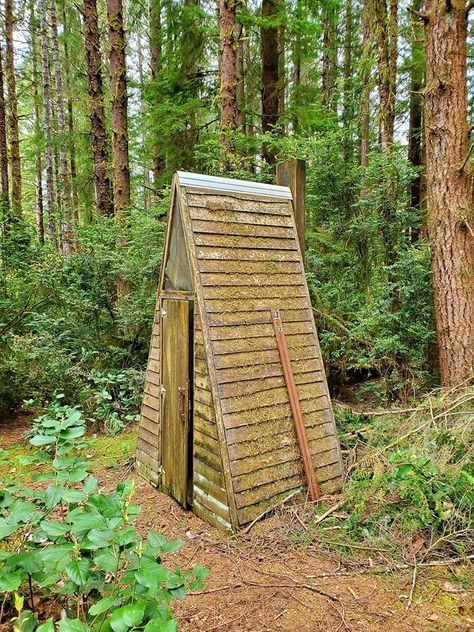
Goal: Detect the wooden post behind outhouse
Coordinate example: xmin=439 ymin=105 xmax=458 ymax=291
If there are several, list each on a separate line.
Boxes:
xmin=276 ymin=159 xmax=306 ymax=261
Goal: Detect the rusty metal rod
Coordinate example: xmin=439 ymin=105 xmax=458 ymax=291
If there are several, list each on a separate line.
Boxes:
xmin=271 ymin=309 xmax=320 ymax=501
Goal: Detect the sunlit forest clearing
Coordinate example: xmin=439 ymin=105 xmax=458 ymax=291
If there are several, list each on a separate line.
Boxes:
xmin=0 ymin=0 xmax=473 ymax=629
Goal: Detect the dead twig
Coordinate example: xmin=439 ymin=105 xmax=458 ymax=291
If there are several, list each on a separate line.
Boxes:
xmin=313 ymin=499 xmax=346 ymax=526
xmin=242 ymin=488 xmax=301 ymax=534
xmin=406 ymin=558 xmax=417 ymax=611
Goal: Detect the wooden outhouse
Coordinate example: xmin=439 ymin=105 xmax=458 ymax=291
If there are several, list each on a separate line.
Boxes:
xmin=136 ymin=171 xmax=344 ymax=531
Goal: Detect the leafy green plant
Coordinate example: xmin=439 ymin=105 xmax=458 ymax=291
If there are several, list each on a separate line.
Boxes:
xmin=0 ymin=399 xmax=208 ymax=630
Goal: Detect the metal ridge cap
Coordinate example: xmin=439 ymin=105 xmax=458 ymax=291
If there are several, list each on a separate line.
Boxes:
xmin=176 ymin=171 xmax=293 ymax=200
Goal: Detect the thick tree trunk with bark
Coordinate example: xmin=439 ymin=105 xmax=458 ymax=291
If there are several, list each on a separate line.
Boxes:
xmin=84 ymin=0 xmax=114 ymax=217
xmin=261 ymin=0 xmax=281 ymax=166
xmin=373 ymin=0 xmax=398 ymax=154
xmin=62 ymin=0 xmax=79 ymax=214
xmin=50 ymin=0 xmax=74 ymax=253
xmin=322 ymin=0 xmax=338 ymax=111
xmin=40 ymin=0 xmax=57 ymax=244
xmin=149 ymin=0 xmax=165 ymax=192
xmin=5 ymin=0 xmax=21 ymax=216
xmin=424 ymin=0 xmax=474 ymax=386
xmin=342 ymin=0 xmax=353 ymax=162
xmin=360 ymin=0 xmax=371 ymax=170
xmin=0 ymin=43 xmax=9 ymax=221
xmin=219 ymin=0 xmax=240 ymax=159
xmin=107 ymin=0 xmax=131 ymax=215
xmin=235 ymin=17 xmax=245 ymax=132
xmin=30 ymin=5 xmax=44 ymax=244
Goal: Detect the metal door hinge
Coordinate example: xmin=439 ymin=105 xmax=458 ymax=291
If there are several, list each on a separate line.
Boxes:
xmin=160 ymin=308 xmax=167 ymax=317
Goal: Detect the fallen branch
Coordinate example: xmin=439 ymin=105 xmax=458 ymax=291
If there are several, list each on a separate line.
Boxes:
xmin=242 ymin=488 xmax=301 ymax=534
xmin=313 ymin=499 xmax=346 ymax=526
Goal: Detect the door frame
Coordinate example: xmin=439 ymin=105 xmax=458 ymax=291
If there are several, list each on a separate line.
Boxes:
xmin=158 ymin=291 xmax=194 ymax=506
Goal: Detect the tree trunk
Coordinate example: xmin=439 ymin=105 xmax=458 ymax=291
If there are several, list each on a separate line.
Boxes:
xmin=424 ymin=0 xmax=474 ymax=386
xmin=30 ymin=4 xmax=44 ymax=244
xmin=342 ymin=0 xmax=353 ymax=162
xmin=261 ymin=0 xmax=281 ymax=166
xmin=219 ymin=0 xmax=238 ymax=159
xmin=50 ymin=0 xmax=74 ymax=253
xmin=149 ymin=0 xmax=165 ymax=192
xmin=360 ymin=0 xmax=371 ymax=170
xmin=84 ymin=0 xmax=114 ymax=216
xmin=62 ymin=0 xmax=79 ymax=215
xmin=5 ymin=0 xmax=21 ymax=216
xmin=0 ymin=43 xmax=9 ymax=221
xmin=373 ymin=0 xmax=398 ymax=154
xmin=137 ymin=33 xmax=151 ymax=209
xmin=40 ymin=0 xmax=57 ymax=244
xmin=235 ymin=16 xmax=245 ymax=132
xmin=107 ymin=0 xmax=131 ymax=215
xmin=322 ymin=0 xmax=338 ymax=112
xmin=407 ymin=0 xmax=424 ymax=220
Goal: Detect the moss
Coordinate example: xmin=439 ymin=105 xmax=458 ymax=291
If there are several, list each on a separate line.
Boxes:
xmin=87 ymin=429 xmax=138 ymax=468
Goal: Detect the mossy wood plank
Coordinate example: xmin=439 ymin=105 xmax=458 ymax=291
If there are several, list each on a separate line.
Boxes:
xmin=194 ymin=233 xmax=297 ymax=251
xmin=137 ymin=437 xmax=158 ymax=459
xmin=219 ymin=371 xmax=322 ymax=399
xmin=139 ymin=416 xmax=159 ymax=437
xmin=187 ymin=192 xmax=291 ymax=214
xmin=205 ymin=297 xmax=308 ymax=314
xmin=198 ymin=259 xmax=302 ymax=274
xmin=194 ymin=428 xmax=220 ymax=456
xmin=143 ymin=392 xmax=160 ymax=411
xmin=236 ymin=486 xmax=304 ymax=525
xmin=193 ymin=499 xmax=232 ymax=532
xmin=203 ymin=286 xmax=306 ymax=302
xmin=209 ymin=320 xmax=313 ymax=341
xmin=194 ymin=388 xmax=212 ymax=407
xmin=215 ymin=357 xmax=323 ymax=384
xmin=194 ymin=414 xmax=219 ymax=440
xmin=140 ymin=426 xmax=160 ymax=447
xmin=196 ymin=246 xmax=300 ymax=262
xmin=145 ymin=369 xmax=160 ymax=387
xmin=207 ymin=308 xmax=312 ymax=327
xmin=234 ymin=473 xmax=303 ymax=509
xmin=147 ymin=358 xmax=160 ymax=373
xmin=194 ymin=443 xmax=223 ymax=472
xmin=226 ymin=411 xmax=334 ymax=445
xmin=144 ymin=380 xmax=160 ymax=397
xmin=230 ymin=436 xmax=339 ymax=478
xmin=194 ymin=459 xmax=225 ymax=488
xmin=193 ymin=472 xmax=228 ymax=507
xmin=212 ymin=345 xmax=320 ymax=370
xmin=195 ymin=372 xmax=211 ymax=391
xmin=192 ymin=220 xmax=294 ymax=239
xmin=223 ymin=395 xmax=329 ymax=429
xmin=220 ymin=381 xmax=326 ymax=414
xmin=201 ymin=273 xmax=304 ymax=288
xmin=141 ymin=404 xmax=160 ymax=422
xmin=189 ymin=206 xmax=294 ymax=228
xmin=227 ymin=421 xmax=335 ymax=460
xmin=212 ymin=332 xmax=314 ymax=356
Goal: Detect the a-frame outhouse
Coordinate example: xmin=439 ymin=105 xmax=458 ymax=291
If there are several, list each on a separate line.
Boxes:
xmin=136 ymin=171 xmax=344 ymax=531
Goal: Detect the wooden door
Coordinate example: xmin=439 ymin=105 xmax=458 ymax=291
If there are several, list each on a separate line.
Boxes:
xmin=160 ymin=298 xmax=191 ymax=506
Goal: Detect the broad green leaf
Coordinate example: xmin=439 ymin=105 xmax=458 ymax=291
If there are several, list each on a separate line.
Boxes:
xmin=83 ymin=476 xmax=98 ymax=494
xmin=12 ymin=610 xmax=37 ymax=632
xmin=14 ymin=592 xmax=24 ymax=612
xmin=144 ymin=621 xmax=177 ymax=632
xmin=0 ymin=518 xmax=18 ymax=540
xmin=45 ymin=484 xmax=64 ymax=509
xmin=65 ymin=558 xmax=91 ymax=586
xmin=135 ymin=563 xmax=170 ymax=589
xmin=29 ymin=435 xmax=56 ymax=446
xmin=169 ymin=586 xmax=186 ymax=600
xmin=39 ymin=543 xmax=73 ymax=568
xmin=64 ymin=409 xmax=82 ymax=426
xmin=0 ymin=571 xmax=22 ymax=591
xmin=69 ymin=512 xmax=106 ymax=534
xmin=37 ymin=620 xmax=55 ymax=632
xmin=110 ymin=604 xmax=145 ymax=632
xmin=86 ymin=528 xmax=114 ymax=549
xmin=60 ymin=489 xmax=87 ymax=504
xmin=40 ymin=520 xmax=70 ymax=538
xmin=147 ymin=533 xmax=183 ymax=554
xmin=88 ymin=495 xmax=120 ymax=518
xmin=113 ymin=526 xmax=136 ymax=547
xmin=88 ymin=596 xmax=117 ymax=616
xmin=9 ymin=500 xmax=37 ymax=524
xmin=60 ymin=427 xmax=86 ymax=440
xmin=57 ymin=468 xmax=88 ymax=483
xmin=58 ymin=619 xmax=89 ymax=632
xmin=93 ymin=551 xmax=118 ymax=573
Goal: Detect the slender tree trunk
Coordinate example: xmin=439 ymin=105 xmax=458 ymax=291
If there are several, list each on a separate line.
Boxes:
xmin=50 ymin=0 xmax=74 ymax=253
xmin=107 ymin=0 xmax=131 ymax=215
xmin=149 ymin=0 xmax=164 ymax=192
xmin=0 ymin=43 xmax=9 ymax=221
xmin=5 ymin=0 xmax=21 ymax=216
xmin=219 ymin=0 xmax=238 ymax=159
xmin=424 ymin=0 xmax=474 ymax=386
xmin=373 ymin=0 xmax=398 ymax=154
xmin=322 ymin=0 xmax=338 ymax=112
xmin=235 ymin=16 xmax=245 ymax=132
xmin=30 ymin=5 xmax=44 ymax=244
xmin=62 ymin=0 xmax=79 ymax=215
xmin=137 ymin=33 xmax=151 ymax=209
xmin=407 ymin=0 xmax=424 ymax=224
xmin=360 ymin=0 xmax=371 ymax=170
xmin=261 ymin=0 xmax=281 ymax=166
xmin=342 ymin=0 xmax=353 ymax=162
xmin=40 ymin=0 xmax=57 ymax=244
xmin=83 ymin=0 xmax=114 ymax=216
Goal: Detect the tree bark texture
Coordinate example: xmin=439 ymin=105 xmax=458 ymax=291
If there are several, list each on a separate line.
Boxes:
xmin=50 ymin=0 xmax=74 ymax=253
xmin=373 ymin=0 xmax=398 ymax=154
xmin=5 ymin=0 xmax=21 ymax=216
xmin=84 ymin=0 xmax=114 ymax=216
xmin=261 ymin=0 xmax=281 ymax=166
xmin=149 ymin=0 xmax=165 ymax=190
xmin=342 ymin=0 xmax=353 ymax=161
xmin=0 ymin=43 xmax=9 ymax=220
xmin=30 ymin=5 xmax=44 ymax=244
xmin=424 ymin=0 xmax=474 ymax=386
xmin=107 ymin=0 xmax=131 ymax=215
xmin=322 ymin=0 xmax=338 ymax=112
xmin=62 ymin=0 xmax=79 ymax=214
xmin=40 ymin=0 xmax=57 ymax=243
xmin=219 ymin=0 xmax=239 ymax=157
xmin=360 ymin=0 xmax=371 ymax=170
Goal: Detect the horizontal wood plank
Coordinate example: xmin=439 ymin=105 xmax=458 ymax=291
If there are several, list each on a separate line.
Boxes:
xmin=196 ymin=246 xmax=300 ymax=262
xmin=220 ymin=381 xmax=326 ymax=415
xmin=194 ymin=233 xmax=297 ymax=251
xmin=215 ymin=356 xmax=324 ymax=384
xmin=203 ymin=285 xmax=306 ymax=301
xmin=211 ymin=332 xmax=315 ymax=356
xmin=219 ymin=371 xmax=323 ymax=399
xmin=223 ymin=396 xmax=329 ymax=430
xmin=198 ymin=259 xmax=302 ymax=274
xmin=192 ymin=219 xmax=294 ymax=239
xmin=189 ymin=205 xmax=293 ymax=227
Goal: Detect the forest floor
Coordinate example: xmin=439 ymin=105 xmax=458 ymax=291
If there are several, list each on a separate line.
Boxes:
xmin=1 ymin=416 xmax=473 ymax=632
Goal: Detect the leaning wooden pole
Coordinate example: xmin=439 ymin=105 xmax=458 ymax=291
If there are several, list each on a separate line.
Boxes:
xmin=271 ymin=309 xmax=320 ymax=501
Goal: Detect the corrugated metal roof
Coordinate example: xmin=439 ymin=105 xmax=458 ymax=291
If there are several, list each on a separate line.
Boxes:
xmin=177 ymin=171 xmax=293 ymax=200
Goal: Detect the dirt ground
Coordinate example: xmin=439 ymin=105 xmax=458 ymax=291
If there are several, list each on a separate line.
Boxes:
xmin=97 ymin=464 xmax=473 ymax=632
xmin=1 ymin=419 xmax=473 ymax=632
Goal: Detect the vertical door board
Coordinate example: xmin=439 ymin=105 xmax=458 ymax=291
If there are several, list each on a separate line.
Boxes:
xmin=161 ymin=299 xmax=190 ymax=506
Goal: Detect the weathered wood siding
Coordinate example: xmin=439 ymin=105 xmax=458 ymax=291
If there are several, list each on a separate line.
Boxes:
xmin=183 ymin=187 xmax=344 ymax=526
xmin=136 ymin=301 xmax=161 ymax=485
xmin=193 ymin=310 xmax=232 ymax=530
